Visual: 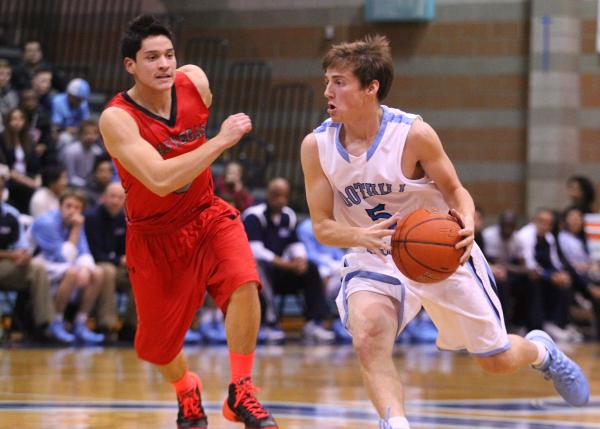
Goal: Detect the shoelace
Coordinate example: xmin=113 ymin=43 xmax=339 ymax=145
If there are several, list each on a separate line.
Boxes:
xmin=544 ymin=354 xmax=576 ymax=384
xmin=233 ymin=378 xmax=269 ymax=419
xmin=179 ymin=388 xmax=203 ymax=419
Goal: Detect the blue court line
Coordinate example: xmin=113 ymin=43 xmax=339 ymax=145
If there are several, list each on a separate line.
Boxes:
xmin=0 ymin=400 xmax=598 ymax=428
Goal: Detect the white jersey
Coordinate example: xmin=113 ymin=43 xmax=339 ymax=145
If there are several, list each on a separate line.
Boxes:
xmin=314 ymin=106 xmax=509 ymax=355
xmin=313 ymin=105 xmax=448 ymax=230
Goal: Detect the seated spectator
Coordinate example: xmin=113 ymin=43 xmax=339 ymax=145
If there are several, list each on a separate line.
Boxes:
xmin=297 ymin=217 xmax=351 ymax=341
xmin=29 ymin=165 xmax=68 ymax=218
xmin=84 ymin=182 xmax=135 ymax=340
xmin=51 ymin=78 xmax=90 ymax=149
xmin=61 ymin=120 xmax=104 ymax=187
xmin=482 ymin=210 xmax=528 ymax=330
xmin=558 ymin=206 xmax=600 ymax=339
xmin=297 ymin=217 xmax=345 ymax=299
xmin=30 ymin=188 xmax=105 ymax=344
xmin=566 ymin=175 xmax=596 ymax=214
xmin=214 ymin=161 xmax=254 ymax=212
xmin=85 ymin=155 xmax=115 ymax=208
xmin=0 ymin=59 xmax=19 ymax=128
xmin=19 ymin=88 xmax=57 ymax=167
xmin=0 ymin=107 xmax=41 ymax=213
xmin=0 ymin=166 xmax=60 ymax=341
xmin=243 ymin=177 xmax=334 ymax=342
xmin=11 ymin=41 xmax=65 ymax=92
xmin=516 ymin=208 xmax=575 ymax=341
xmin=30 ymin=67 xmax=55 ymax=115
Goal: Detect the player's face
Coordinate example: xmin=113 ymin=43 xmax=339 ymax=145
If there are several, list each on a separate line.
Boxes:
xmin=324 ymin=67 xmax=370 ymax=122
xmin=126 ymin=35 xmax=176 ymax=91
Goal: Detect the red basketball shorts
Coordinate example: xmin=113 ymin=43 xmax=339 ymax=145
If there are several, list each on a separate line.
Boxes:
xmin=126 ymin=203 xmax=260 ymax=365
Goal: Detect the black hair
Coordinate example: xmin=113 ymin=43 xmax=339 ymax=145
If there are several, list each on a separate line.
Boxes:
xmin=41 ymin=164 xmax=66 ymax=188
xmin=93 ymin=154 xmax=114 ymax=172
xmin=567 ymin=175 xmax=596 ymax=213
xmin=121 ymin=14 xmax=173 ymax=60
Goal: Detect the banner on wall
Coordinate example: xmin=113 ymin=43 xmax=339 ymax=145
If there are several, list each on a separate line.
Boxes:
xmin=585 ymin=213 xmax=600 ymax=261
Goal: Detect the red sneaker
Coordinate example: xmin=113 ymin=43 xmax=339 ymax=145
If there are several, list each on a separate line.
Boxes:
xmin=222 ymin=377 xmax=278 ymax=429
xmin=176 ymin=374 xmax=208 ymax=429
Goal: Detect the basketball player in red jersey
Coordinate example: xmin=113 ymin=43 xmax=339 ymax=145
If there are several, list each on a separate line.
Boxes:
xmin=98 ymin=15 xmax=277 ymax=429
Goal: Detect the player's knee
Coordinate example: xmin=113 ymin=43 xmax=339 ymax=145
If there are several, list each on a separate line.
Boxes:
xmin=476 ymin=351 xmax=517 ymax=374
xmin=350 ymin=314 xmax=389 ymax=359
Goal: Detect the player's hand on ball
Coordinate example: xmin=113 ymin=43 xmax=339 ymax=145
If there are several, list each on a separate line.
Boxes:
xmin=361 ymin=213 xmax=400 ymax=256
xmin=450 ymin=209 xmax=473 ymax=264
xmin=218 ymin=113 xmax=252 ymax=148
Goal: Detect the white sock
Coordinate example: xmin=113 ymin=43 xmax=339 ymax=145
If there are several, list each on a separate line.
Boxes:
xmin=54 ymin=314 xmax=63 ymax=323
xmin=75 ymin=313 xmax=88 ymax=325
xmin=531 ymin=340 xmax=549 ymax=367
xmin=388 ymin=416 xmax=410 ymax=429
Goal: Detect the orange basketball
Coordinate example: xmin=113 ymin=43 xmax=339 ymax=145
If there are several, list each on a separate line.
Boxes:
xmin=391 ymin=209 xmax=463 ymax=283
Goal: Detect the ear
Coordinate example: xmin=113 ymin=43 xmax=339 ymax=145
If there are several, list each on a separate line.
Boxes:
xmin=123 ymin=57 xmax=136 ymax=75
xmin=367 ymin=80 xmax=380 ymax=97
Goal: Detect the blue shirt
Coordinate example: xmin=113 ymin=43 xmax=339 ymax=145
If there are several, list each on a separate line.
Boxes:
xmin=297 ymin=218 xmax=344 ymax=268
xmin=31 ymin=209 xmax=91 ymax=262
xmin=51 ymin=93 xmax=90 ymax=129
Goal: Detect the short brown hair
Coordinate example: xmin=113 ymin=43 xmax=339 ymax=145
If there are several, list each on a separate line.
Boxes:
xmin=59 ymin=188 xmax=87 ymax=208
xmin=322 ymin=34 xmax=393 ymax=101
xmin=0 ymin=59 xmax=11 ymax=70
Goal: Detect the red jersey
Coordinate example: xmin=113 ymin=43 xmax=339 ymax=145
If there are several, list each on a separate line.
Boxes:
xmin=106 ymin=71 xmax=228 ymax=231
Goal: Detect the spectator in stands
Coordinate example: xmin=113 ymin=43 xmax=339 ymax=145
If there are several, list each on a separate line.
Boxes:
xmin=566 ymin=175 xmax=596 ymax=214
xmin=19 ymin=88 xmax=57 ymax=167
xmin=61 ymin=120 xmax=104 ymax=187
xmin=85 ymin=155 xmax=115 ymax=208
xmin=0 ymin=59 xmax=19 ymax=123
xmin=85 ymin=182 xmax=135 ymax=340
xmin=0 ymin=108 xmax=41 ymax=213
xmin=30 ymin=188 xmax=105 ymax=344
xmin=215 ymin=161 xmax=254 ymax=212
xmin=11 ymin=41 xmax=65 ymax=91
xmin=30 ymin=67 xmax=55 ymax=115
xmin=0 ymin=165 xmax=62 ymax=341
xmin=297 ymin=217 xmax=351 ymax=341
xmin=557 ymin=206 xmax=600 ymax=339
xmin=243 ymin=177 xmax=334 ymax=342
xmin=29 ymin=165 xmax=68 ymax=218
xmin=51 ymin=78 xmax=90 ymax=150
xmin=516 ymin=208 xmax=575 ymax=341
xmin=482 ymin=210 xmax=528 ymax=331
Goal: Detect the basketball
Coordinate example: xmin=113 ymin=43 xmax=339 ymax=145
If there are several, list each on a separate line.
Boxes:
xmin=391 ymin=209 xmax=463 ymax=283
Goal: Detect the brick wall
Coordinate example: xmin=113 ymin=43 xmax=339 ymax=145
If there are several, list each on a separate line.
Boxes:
xmin=161 ymin=0 xmax=598 ymax=217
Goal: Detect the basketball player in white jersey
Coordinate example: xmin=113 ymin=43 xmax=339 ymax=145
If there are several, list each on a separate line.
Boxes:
xmin=300 ymin=35 xmax=589 ymax=429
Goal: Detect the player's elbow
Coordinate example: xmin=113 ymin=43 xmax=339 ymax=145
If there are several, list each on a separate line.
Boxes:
xmin=312 ymin=222 xmax=329 ymax=245
xmin=144 ymin=175 xmax=171 ymax=197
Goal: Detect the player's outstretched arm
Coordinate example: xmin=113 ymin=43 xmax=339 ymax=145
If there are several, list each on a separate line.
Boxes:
xmin=99 ymin=107 xmax=251 ymax=197
xmin=300 ymin=133 xmax=396 ymax=252
xmin=409 ymin=120 xmax=475 ymax=263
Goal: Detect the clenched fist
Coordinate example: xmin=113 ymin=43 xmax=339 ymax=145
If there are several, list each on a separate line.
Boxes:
xmin=218 ymin=113 xmax=252 ymax=149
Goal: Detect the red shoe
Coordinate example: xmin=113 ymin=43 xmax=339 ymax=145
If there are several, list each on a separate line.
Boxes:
xmin=222 ymin=377 xmax=278 ymax=429
xmin=176 ymin=374 xmax=208 ymax=429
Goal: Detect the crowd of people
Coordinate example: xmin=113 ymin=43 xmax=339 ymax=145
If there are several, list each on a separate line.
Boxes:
xmin=0 ymin=40 xmax=598 ymax=348
xmin=0 ymin=42 xmax=131 ymax=344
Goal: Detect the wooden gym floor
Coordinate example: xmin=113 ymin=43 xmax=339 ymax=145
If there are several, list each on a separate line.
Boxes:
xmin=0 ymin=343 xmax=598 ymax=428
